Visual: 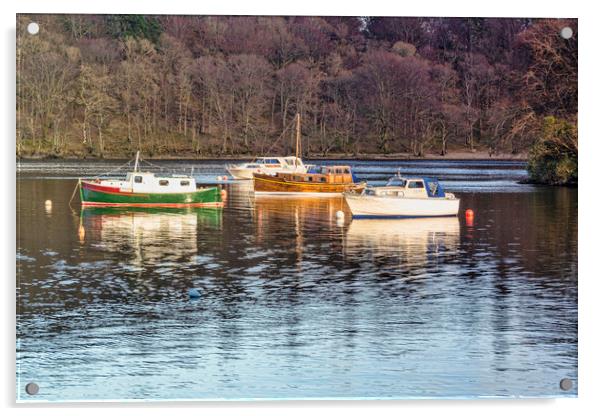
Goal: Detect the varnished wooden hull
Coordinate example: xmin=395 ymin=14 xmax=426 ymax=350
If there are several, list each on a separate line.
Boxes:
xmin=253 ymin=173 xmax=365 ymax=195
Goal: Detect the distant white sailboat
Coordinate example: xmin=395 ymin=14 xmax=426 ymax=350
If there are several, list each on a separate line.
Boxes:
xmin=227 ymin=113 xmax=309 ymax=180
xmin=227 ymin=156 xmax=307 ymax=180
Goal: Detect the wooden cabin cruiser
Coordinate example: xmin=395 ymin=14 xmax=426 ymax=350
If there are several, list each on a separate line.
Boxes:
xmin=79 ymin=152 xmax=223 ymax=207
xmin=227 ymin=156 xmax=308 ymax=180
xmin=253 ymin=165 xmax=366 ymax=196
xmin=344 ymin=176 xmax=459 ymax=218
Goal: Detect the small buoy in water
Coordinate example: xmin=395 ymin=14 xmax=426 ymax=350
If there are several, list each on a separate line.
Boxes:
xmin=220 ymin=189 xmax=228 ymax=200
xmin=465 ymin=209 xmax=474 ymax=226
xmin=44 ymin=200 xmax=52 ymax=213
xmin=336 ymin=210 xmax=345 ymax=220
xmin=188 ymin=288 xmax=201 ymax=298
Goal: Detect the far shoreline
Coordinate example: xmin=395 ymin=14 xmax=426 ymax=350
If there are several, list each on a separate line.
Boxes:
xmin=16 ymin=150 xmax=528 ymax=162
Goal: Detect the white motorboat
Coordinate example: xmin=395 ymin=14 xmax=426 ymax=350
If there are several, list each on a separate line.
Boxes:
xmin=228 ymin=113 xmax=310 ymax=180
xmin=227 ymin=156 xmax=308 ymax=179
xmin=344 ymin=176 xmax=460 ymax=219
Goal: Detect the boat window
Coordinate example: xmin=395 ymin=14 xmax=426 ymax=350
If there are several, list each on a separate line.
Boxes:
xmin=134 ymin=176 xmax=143 ymax=183
xmin=180 ymin=180 xmax=190 ymax=186
xmin=408 ymin=181 xmax=424 ymax=189
xmin=365 ymin=189 xmax=376 ymax=196
xmin=268 ymin=159 xmax=280 ymax=164
xmin=320 ymin=177 xmax=326 ymax=183
xmin=344 ymin=168 xmax=350 ymax=174
xmin=159 ymin=180 xmax=169 ymax=186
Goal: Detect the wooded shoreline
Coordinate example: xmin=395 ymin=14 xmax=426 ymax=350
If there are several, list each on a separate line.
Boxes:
xmin=17 ymin=150 xmax=527 ymax=162
xmin=16 ymin=15 xmax=575 ymax=183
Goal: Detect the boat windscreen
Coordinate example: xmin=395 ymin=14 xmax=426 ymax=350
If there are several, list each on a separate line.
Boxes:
xmin=387 ymin=177 xmax=406 ymax=187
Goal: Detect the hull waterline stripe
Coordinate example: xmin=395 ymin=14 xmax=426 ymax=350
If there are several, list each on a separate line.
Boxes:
xmin=81 ymin=201 xmax=224 ymax=208
xmin=352 ymin=214 xmax=458 ymax=219
xmin=253 ymin=176 xmax=361 ymax=187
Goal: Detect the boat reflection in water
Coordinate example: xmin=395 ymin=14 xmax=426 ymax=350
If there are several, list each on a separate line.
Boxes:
xmin=344 ymin=217 xmax=460 ymax=265
xmin=80 ymin=207 xmax=222 ymax=267
xmin=252 ymin=196 xmax=346 ymax=235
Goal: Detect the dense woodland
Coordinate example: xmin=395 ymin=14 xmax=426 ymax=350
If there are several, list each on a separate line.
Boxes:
xmin=16 ymin=15 xmax=577 ymax=181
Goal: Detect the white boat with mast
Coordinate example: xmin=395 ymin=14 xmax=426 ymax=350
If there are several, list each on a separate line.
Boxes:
xmin=344 ymin=174 xmax=460 ymax=219
xmin=226 ymin=113 xmax=309 ymax=180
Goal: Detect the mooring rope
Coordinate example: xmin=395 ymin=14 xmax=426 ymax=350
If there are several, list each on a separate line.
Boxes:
xmin=68 ymin=179 xmax=80 ymax=209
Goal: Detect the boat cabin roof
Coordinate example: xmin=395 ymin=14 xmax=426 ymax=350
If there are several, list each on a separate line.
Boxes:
xmin=381 ymin=176 xmax=446 ymax=198
xmin=255 ymin=157 xmax=283 ymax=164
xmin=307 ymin=165 xmax=352 ymax=174
xmin=253 ymin=156 xmax=304 ymax=165
xmin=125 ymin=171 xmax=194 ymax=180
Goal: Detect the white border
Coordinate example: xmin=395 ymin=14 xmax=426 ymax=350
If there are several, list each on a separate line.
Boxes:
xmin=3 ymin=1 xmax=599 ymax=415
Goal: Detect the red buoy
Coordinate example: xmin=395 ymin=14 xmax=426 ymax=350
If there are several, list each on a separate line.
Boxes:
xmin=465 ymin=209 xmax=474 ymax=226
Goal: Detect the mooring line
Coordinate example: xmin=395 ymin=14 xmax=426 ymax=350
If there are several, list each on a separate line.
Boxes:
xmin=68 ymin=179 xmax=80 ymax=209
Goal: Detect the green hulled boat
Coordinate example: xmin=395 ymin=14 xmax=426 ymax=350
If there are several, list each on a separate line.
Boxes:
xmin=79 ymin=153 xmax=223 ymax=208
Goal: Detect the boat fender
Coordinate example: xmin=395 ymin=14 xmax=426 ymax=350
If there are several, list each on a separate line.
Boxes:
xmin=336 ymin=210 xmax=345 ymax=220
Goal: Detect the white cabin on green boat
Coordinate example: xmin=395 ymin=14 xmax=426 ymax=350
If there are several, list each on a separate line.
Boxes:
xmin=94 ymin=172 xmax=197 ymax=194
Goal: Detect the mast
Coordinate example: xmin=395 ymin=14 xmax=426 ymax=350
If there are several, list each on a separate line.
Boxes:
xmin=295 ymin=113 xmax=301 ymax=166
xmin=134 ymin=151 xmax=140 ymax=172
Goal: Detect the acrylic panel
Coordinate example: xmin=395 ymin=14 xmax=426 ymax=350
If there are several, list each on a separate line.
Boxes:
xmin=16 ymin=14 xmax=578 ymax=402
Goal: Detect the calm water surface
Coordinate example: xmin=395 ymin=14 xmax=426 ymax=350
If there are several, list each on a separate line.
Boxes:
xmin=16 ymin=160 xmax=577 ymax=401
